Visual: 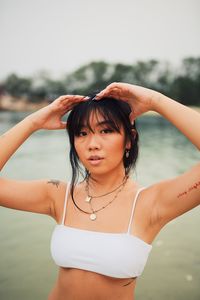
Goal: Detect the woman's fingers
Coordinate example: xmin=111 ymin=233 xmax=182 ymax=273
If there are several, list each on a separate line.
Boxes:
xmin=95 ymin=83 xmax=125 ymax=100
xmin=58 ymin=94 xmax=85 ymax=100
xmin=95 ymin=88 xmax=112 ymax=99
xmin=51 ymin=95 xmax=86 ymax=112
xmin=60 ymin=95 xmax=85 ymax=104
xmin=54 ymin=95 xmax=85 ymax=105
xmin=60 ymin=121 xmax=67 ymax=129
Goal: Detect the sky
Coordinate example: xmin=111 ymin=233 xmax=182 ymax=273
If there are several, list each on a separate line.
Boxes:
xmin=0 ymin=0 xmax=200 ymax=80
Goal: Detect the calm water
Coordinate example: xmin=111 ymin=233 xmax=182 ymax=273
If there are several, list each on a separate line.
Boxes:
xmin=0 ymin=111 xmax=200 ymax=300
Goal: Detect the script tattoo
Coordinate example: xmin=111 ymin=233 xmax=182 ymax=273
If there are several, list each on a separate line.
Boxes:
xmin=47 ymin=179 xmax=60 ymax=188
xmin=177 ymin=181 xmax=200 ymax=198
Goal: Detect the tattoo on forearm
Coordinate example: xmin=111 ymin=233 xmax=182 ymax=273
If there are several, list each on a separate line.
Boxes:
xmin=177 ymin=181 xmax=200 ymax=198
xmin=47 ymin=179 xmax=60 ymax=188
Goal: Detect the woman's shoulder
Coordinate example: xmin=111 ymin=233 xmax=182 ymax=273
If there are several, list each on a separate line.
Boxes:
xmin=128 ymin=178 xmax=158 ymax=195
xmin=47 ymin=179 xmax=67 ymax=195
xmin=128 ymin=180 xmax=159 ymax=214
xmin=47 ymin=179 xmax=68 ymax=221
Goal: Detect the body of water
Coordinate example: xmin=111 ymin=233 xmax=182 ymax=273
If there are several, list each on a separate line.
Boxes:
xmin=0 ymin=111 xmax=200 ymax=300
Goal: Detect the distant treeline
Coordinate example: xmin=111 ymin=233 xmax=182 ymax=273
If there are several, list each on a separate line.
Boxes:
xmin=0 ymin=57 xmax=200 ymax=106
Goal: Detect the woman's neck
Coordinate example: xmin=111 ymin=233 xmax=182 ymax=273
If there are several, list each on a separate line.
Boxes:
xmin=87 ymin=169 xmax=127 ymax=195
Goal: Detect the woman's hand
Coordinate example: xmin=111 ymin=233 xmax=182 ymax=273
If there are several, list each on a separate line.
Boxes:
xmin=95 ymin=82 xmax=160 ymax=122
xmin=26 ymin=95 xmax=85 ymax=130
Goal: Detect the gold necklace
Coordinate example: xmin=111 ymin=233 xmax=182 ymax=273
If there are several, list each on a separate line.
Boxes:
xmin=71 ymin=175 xmax=128 ymax=221
xmin=85 ymin=175 xmax=128 ymax=202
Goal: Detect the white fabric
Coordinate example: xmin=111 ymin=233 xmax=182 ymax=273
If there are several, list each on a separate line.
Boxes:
xmin=50 ymin=183 xmax=152 ymax=279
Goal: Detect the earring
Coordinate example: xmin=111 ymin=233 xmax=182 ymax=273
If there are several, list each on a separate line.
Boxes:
xmin=125 ymin=149 xmax=130 ymax=158
xmin=131 ymin=128 xmax=136 ymax=139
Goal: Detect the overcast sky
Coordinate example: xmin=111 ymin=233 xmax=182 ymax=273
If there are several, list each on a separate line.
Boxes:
xmin=0 ymin=0 xmax=200 ymax=80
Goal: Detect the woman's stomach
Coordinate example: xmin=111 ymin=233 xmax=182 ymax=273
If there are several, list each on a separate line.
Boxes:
xmin=48 ymin=267 xmax=137 ymax=300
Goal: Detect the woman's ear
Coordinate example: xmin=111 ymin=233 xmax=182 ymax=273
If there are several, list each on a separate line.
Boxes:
xmin=125 ymin=128 xmax=137 ymax=149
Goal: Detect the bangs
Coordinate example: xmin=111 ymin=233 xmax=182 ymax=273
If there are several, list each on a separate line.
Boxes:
xmin=67 ymin=98 xmax=130 ymax=136
xmin=66 ymin=96 xmax=139 ymax=191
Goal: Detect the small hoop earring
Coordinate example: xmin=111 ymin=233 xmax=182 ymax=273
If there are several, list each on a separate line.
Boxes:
xmin=125 ymin=149 xmax=130 ymax=158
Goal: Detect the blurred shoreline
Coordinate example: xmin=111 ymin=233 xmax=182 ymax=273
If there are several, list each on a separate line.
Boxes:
xmin=0 ymin=95 xmax=49 ymax=112
xmin=0 ymin=95 xmax=199 ymax=114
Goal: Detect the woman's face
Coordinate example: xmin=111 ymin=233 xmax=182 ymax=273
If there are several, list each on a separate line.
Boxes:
xmin=74 ymin=112 xmax=130 ymax=176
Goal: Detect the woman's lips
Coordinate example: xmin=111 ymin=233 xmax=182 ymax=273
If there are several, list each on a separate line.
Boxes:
xmin=88 ymin=156 xmax=104 ymax=166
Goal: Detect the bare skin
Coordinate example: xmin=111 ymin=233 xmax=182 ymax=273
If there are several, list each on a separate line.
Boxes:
xmin=48 ymin=268 xmax=137 ymax=300
xmin=0 ymin=84 xmax=200 ymax=299
xmin=47 ymin=178 xmax=159 ymax=300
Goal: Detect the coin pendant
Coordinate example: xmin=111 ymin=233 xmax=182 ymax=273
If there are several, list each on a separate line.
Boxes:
xmin=85 ymin=196 xmax=92 ymax=203
xmin=90 ymin=213 xmax=97 ymax=221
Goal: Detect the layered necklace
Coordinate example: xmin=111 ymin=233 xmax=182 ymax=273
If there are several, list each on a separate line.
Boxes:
xmin=71 ymin=175 xmax=128 ymax=221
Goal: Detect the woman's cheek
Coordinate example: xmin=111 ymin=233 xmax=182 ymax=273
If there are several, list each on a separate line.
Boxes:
xmin=74 ymin=140 xmax=81 ymax=154
xmin=75 ymin=145 xmax=87 ymax=165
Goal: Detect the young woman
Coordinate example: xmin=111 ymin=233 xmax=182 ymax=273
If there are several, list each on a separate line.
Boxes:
xmin=0 ymin=82 xmax=199 ymax=300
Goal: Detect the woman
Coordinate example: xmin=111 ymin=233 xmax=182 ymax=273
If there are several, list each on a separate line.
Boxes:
xmin=0 ymin=82 xmax=199 ymax=300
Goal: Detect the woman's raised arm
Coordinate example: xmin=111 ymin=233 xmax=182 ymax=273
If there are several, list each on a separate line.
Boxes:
xmin=0 ymin=95 xmax=85 ymax=171
xmin=151 ymin=93 xmax=200 ymax=150
xmin=95 ymin=82 xmax=200 ymax=150
xmin=0 ymin=95 xmax=85 ymax=217
xmin=95 ymin=82 xmax=200 ymax=224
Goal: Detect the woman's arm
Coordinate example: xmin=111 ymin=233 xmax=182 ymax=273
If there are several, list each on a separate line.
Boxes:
xmin=0 ymin=95 xmax=85 ymax=171
xmin=0 ymin=95 xmax=85 ymax=217
xmin=95 ymin=82 xmax=200 ymax=149
xmin=95 ymin=82 xmax=200 ymax=224
xmin=148 ymin=94 xmax=200 ymax=224
xmin=151 ymin=94 xmax=200 ymax=150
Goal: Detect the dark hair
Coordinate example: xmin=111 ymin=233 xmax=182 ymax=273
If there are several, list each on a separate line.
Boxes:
xmin=66 ymin=97 xmax=139 ymax=197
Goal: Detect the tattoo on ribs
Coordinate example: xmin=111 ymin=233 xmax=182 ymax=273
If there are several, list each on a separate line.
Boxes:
xmin=47 ymin=179 xmax=60 ymax=188
xmin=177 ymin=181 xmax=200 ymax=198
xmin=122 ymin=278 xmax=135 ymax=286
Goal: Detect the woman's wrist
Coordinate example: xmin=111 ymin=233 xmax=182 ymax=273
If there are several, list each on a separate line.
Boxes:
xmin=24 ymin=115 xmax=42 ymax=132
xmin=150 ymin=91 xmax=170 ymax=113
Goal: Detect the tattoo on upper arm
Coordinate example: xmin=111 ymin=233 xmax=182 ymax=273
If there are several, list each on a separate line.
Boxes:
xmin=177 ymin=181 xmax=200 ymax=198
xmin=47 ymin=179 xmax=60 ymax=188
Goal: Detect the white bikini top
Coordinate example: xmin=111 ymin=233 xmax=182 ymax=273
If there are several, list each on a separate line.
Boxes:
xmin=50 ymin=182 xmax=152 ymax=279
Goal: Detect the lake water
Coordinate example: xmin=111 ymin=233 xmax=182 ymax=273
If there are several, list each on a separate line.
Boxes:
xmin=0 ymin=111 xmax=200 ymax=300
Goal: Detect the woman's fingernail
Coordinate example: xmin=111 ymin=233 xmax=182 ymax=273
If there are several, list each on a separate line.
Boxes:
xmin=94 ymin=96 xmax=100 ymax=101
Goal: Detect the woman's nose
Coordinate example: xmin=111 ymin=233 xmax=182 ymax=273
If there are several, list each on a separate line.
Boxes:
xmin=87 ymin=134 xmax=101 ymax=150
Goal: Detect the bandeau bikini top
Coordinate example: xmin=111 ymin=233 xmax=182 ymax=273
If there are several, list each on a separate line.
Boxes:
xmin=50 ymin=182 xmax=152 ymax=279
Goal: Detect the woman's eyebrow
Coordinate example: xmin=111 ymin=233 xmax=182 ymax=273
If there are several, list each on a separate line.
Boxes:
xmin=79 ymin=120 xmax=118 ymax=132
xmin=96 ymin=120 xmax=113 ymax=127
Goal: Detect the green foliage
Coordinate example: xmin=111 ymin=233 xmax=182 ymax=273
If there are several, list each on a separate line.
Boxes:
xmin=1 ymin=58 xmax=200 ymax=106
xmin=4 ymin=74 xmax=32 ymax=99
xmin=42 ymin=79 xmax=67 ymax=100
xmin=64 ymin=61 xmax=111 ymax=95
xmin=29 ymin=86 xmax=48 ymax=103
xmin=170 ymin=57 xmax=200 ymax=105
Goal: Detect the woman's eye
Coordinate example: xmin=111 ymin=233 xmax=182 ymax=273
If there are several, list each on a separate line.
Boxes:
xmin=78 ymin=131 xmax=87 ymax=137
xmin=101 ymin=128 xmax=114 ymax=134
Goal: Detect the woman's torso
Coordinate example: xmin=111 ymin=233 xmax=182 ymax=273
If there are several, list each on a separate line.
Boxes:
xmin=48 ymin=179 xmax=160 ymax=300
